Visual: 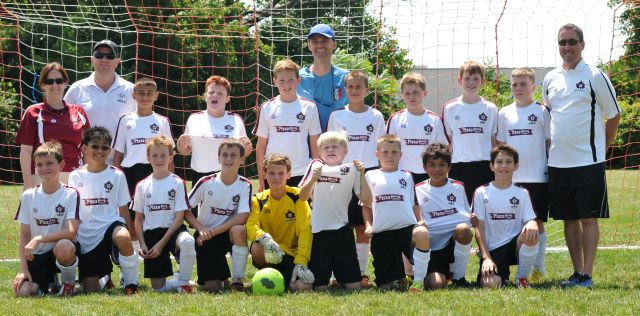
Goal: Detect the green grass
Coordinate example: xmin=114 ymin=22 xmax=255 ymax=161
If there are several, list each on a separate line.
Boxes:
xmin=0 ymin=170 xmax=638 ymax=314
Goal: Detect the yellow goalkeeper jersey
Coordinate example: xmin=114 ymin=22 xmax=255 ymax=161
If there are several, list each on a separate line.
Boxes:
xmin=247 ymin=186 xmax=312 ymax=265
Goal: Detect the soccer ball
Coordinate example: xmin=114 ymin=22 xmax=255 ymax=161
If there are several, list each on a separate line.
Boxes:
xmin=251 ymin=268 xmax=285 ymax=296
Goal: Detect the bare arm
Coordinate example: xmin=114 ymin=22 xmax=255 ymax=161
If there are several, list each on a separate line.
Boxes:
xmin=113 ymin=151 xmax=124 ymax=169
xmin=134 ymin=212 xmax=147 ymax=255
xmin=256 ymin=137 xmax=268 ymax=191
xmin=299 ymin=165 xmax=321 ymax=201
xmin=354 ymin=161 xmax=372 ymax=206
xmin=119 ymin=205 xmax=133 ymax=234
xmin=19 ymin=145 xmax=34 ymax=190
xmin=362 ymin=204 xmax=373 ymax=238
xmin=605 ymin=114 xmax=621 ymax=150
xmin=309 ymin=134 xmax=320 ymax=159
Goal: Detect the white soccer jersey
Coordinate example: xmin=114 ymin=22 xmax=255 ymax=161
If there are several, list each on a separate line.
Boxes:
xmin=184 ymin=111 xmax=248 ymax=173
xmin=253 ymin=96 xmax=322 ymax=176
xmin=443 ymin=98 xmax=498 ymax=163
xmin=542 ymin=59 xmax=622 ymax=168
xmin=300 ymin=160 xmax=361 ymax=233
xmin=415 ymin=179 xmax=471 ymax=250
xmin=113 ymin=112 xmax=174 ymax=168
xmin=327 ymin=106 xmax=386 ymax=168
xmin=132 ymin=173 xmax=190 ymax=231
xmin=387 ymin=109 xmax=449 ymax=173
xmin=15 ymin=184 xmax=80 ymax=255
xmin=68 ymin=166 xmax=131 ymax=254
xmin=497 ymin=102 xmax=550 ymax=183
xmin=188 ymin=173 xmax=252 ymax=229
xmin=365 ymin=169 xmax=417 ymax=233
xmin=472 ymin=183 xmax=536 ymax=251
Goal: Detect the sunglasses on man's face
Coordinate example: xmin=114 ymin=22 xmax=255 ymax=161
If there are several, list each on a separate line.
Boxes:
xmin=43 ymin=78 xmax=65 ymax=85
xmin=93 ymin=52 xmax=117 ymax=60
xmin=88 ymin=144 xmax=110 ymax=151
xmin=558 ymin=39 xmax=579 ymax=47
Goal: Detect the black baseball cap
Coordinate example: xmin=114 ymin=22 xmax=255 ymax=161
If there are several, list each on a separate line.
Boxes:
xmin=93 ymin=39 xmax=119 ymax=57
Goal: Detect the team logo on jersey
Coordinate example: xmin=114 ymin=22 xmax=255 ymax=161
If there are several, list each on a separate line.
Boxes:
xmin=168 ymin=189 xmax=176 ymax=201
xmin=149 ymin=204 xmax=171 ymax=212
xmin=104 ymin=181 xmax=113 ymax=193
xmin=296 ymin=112 xmax=306 ymax=123
xmin=117 ymin=92 xmax=126 ymax=103
xmin=429 ymin=208 xmax=458 ymax=219
xmin=71 ymin=116 xmax=79 ymax=124
xmin=455 ymin=115 xmax=460 ymax=120
xmin=83 ymin=198 xmax=109 ymax=206
xmin=340 ymin=166 xmax=350 ymax=175
xmin=127 ymin=122 xmax=134 ymax=129
xmin=375 ymin=194 xmax=404 ymax=203
xmin=489 ymin=213 xmax=516 ymax=220
xmin=131 ymin=138 xmax=147 ymax=145
xmin=32 ymin=207 xmax=38 ymax=214
xmin=275 ymin=126 xmax=301 ymax=133
xmin=575 ymin=81 xmax=586 ymax=90
xmin=146 ymin=193 xmax=152 ymax=198
xmin=459 ymin=127 xmax=483 ymax=134
xmin=225 ymin=124 xmax=234 ymax=131
xmin=150 ymin=123 xmax=160 ymax=133
xmin=318 ymin=176 xmax=341 ymax=184
xmin=55 ymin=204 xmax=65 ymax=216
xmin=285 ymin=210 xmax=296 ymax=222
xmin=35 ymin=218 xmax=60 ymax=226
xmin=334 ymin=87 xmax=342 ymax=101
xmin=349 ymin=135 xmax=369 ymax=142
xmin=366 ymin=124 xmax=374 ymax=134
xmin=508 ymin=129 xmax=533 ymax=136
xmin=447 ymin=193 xmax=456 ymax=204
xmin=232 ymin=194 xmax=240 ymax=205
xmin=478 ymin=113 xmax=488 ymax=123
xmin=211 ymin=207 xmax=235 ymax=216
xmin=422 ymin=196 xmax=428 ymax=203
xmin=77 ymin=182 xmax=83 ymax=188
xmin=424 ymin=124 xmax=433 ymax=135
xmin=528 ymin=114 xmax=538 ymax=124
xmin=271 ymin=114 xmax=277 ymax=119
xmin=207 ymin=190 xmax=214 ymax=196
xmin=509 ymin=196 xmax=520 ymax=207
xmin=405 ymin=139 xmax=428 ymax=146
xmin=399 ymin=178 xmax=407 ymax=189
xmin=51 ymin=118 xmax=57 ymax=124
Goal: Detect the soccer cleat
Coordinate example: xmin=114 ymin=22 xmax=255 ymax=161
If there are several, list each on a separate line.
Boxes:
xmin=230 ymin=280 xmax=246 ymax=292
xmin=360 ymin=275 xmax=372 ymax=289
xmin=530 ymin=269 xmax=545 ymax=283
xmin=408 ymin=280 xmax=424 ymax=293
xmin=124 ymin=284 xmax=139 ymax=295
xmin=59 ymin=282 xmax=75 ymax=297
xmin=451 ymin=277 xmax=472 ymax=288
xmin=576 ymin=275 xmax=593 ymax=288
xmin=177 ymin=284 xmax=194 ymax=294
xmin=560 ymin=272 xmax=582 ymax=288
xmin=516 ymin=277 xmax=530 ymax=289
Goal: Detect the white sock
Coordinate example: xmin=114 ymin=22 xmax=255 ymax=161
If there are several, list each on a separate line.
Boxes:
xmin=534 ymin=231 xmax=547 ymax=273
xmin=452 ymin=241 xmax=472 ymax=280
xmin=356 ymin=243 xmax=370 ymax=275
xmin=516 ymin=243 xmax=538 ymax=279
xmin=177 ymin=232 xmax=196 ymax=285
xmin=131 ymin=240 xmax=141 ymax=257
xmin=412 ymin=248 xmax=431 ymax=282
xmin=56 ymin=257 xmax=78 ymax=284
xmin=119 ymin=252 xmax=139 ymax=286
xmin=99 ymin=275 xmax=110 ymax=290
xmin=156 ymin=278 xmax=178 ymax=292
xmin=231 ymin=245 xmax=249 ymax=280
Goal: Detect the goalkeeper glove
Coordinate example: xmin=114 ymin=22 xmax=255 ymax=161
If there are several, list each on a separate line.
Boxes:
xmin=291 ymin=264 xmax=315 ymax=284
xmin=258 ymin=233 xmax=284 ymax=264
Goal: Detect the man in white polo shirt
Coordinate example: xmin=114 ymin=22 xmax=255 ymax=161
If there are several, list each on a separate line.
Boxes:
xmin=542 ymin=23 xmax=621 ymax=288
xmin=65 ymin=39 xmax=136 ymax=164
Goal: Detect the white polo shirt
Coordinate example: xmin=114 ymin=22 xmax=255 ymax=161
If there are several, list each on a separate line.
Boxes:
xmin=112 ymin=112 xmax=174 ymax=167
xmin=327 ymin=106 xmax=386 ymax=168
xmin=443 ymin=97 xmax=498 ymax=163
xmin=542 ymin=59 xmax=621 ymax=168
xmin=365 ymin=169 xmax=417 ymax=233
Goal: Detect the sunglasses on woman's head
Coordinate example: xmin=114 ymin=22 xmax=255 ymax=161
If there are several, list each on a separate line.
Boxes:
xmin=93 ymin=52 xmax=117 ymax=60
xmin=43 ymin=78 xmax=65 ymax=85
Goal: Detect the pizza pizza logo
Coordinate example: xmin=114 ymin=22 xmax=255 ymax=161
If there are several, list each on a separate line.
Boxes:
xmin=447 ymin=193 xmax=456 ymax=204
xmin=168 ymin=189 xmax=176 ymax=201
xmin=576 ymin=81 xmax=586 ymax=90
xmin=104 ymin=181 xmax=113 ymax=193
xmin=478 ymin=113 xmax=488 ymax=123
xmin=510 ymin=196 xmax=520 ymax=207
xmin=424 ymin=124 xmax=433 ymax=134
xmin=399 ymin=178 xmax=407 ymax=189
xmin=340 ymin=166 xmax=350 ymax=175
xmin=296 ymin=112 xmax=306 ymax=123
xmin=55 ymin=204 xmax=65 ymax=216
xmin=150 ymin=123 xmax=160 ymax=133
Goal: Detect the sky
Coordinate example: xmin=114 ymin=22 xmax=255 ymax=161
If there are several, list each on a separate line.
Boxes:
xmin=370 ymin=0 xmax=626 ymax=68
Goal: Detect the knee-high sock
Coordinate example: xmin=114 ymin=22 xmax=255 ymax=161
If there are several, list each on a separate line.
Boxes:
xmin=412 ymin=248 xmax=431 ymax=282
xmin=119 ymin=252 xmax=139 ymax=286
xmin=534 ymin=231 xmax=547 ymax=273
xmin=356 ymin=243 xmax=370 ymax=275
xmin=452 ymin=241 xmax=472 ymax=280
xmin=56 ymin=257 xmax=78 ymax=284
xmin=157 ymin=278 xmax=178 ymax=292
xmin=231 ymin=245 xmax=249 ymax=280
xmin=177 ymin=232 xmax=196 ymax=285
xmin=517 ymin=243 xmax=538 ymax=279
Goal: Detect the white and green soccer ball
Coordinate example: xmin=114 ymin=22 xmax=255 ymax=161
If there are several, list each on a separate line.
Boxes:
xmin=251 ymin=268 xmax=285 ymax=296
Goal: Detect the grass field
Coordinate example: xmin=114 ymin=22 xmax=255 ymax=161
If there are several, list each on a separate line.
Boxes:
xmin=0 ymin=170 xmax=638 ymax=314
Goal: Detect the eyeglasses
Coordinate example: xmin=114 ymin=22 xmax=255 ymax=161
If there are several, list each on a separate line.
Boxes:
xmin=558 ymin=39 xmax=579 ymax=47
xmin=93 ymin=52 xmax=117 ymax=60
xmin=43 ymin=78 xmax=65 ymax=85
xmin=88 ymin=144 xmax=110 ymax=151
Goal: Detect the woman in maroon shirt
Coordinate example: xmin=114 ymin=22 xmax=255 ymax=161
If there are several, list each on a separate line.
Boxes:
xmin=16 ymin=63 xmax=91 ymax=189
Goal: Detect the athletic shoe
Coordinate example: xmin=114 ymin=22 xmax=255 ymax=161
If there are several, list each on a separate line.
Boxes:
xmin=560 ymin=272 xmax=582 ymax=288
xmin=516 ymin=277 xmax=530 ymax=289
xmin=576 ymin=275 xmax=593 ymax=288
xmin=408 ymin=280 xmax=424 ymax=293
xmin=451 ymin=277 xmax=472 ymax=288
xmin=230 ymin=279 xmax=246 ymax=292
xmin=124 ymin=284 xmax=139 ymax=295
xmin=177 ymin=284 xmax=194 ymax=294
xmin=530 ymin=269 xmax=545 ymax=283
xmin=329 ymin=278 xmax=340 ymax=288
xmin=59 ymin=282 xmax=75 ymax=297
xmin=360 ymin=275 xmax=372 ymax=289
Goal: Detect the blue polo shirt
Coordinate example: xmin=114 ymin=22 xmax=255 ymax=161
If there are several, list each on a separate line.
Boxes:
xmin=298 ymin=65 xmax=349 ymax=131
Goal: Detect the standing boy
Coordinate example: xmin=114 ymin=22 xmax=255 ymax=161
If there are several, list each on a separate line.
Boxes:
xmin=443 ymin=61 xmax=498 ymax=202
xmin=497 ymin=67 xmax=551 ymax=281
xmin=132 ymin=136 xmax=195 ymax=293
xmin=68 ymin=127 xmax=139 ymax=294
xmin=326 ymin=70 xmax=385 ymax=284
xmin=254 ymin=59 xmax=321 ymax=191
xmin=13 ymin=142 xmax=80 ymax=297
xmin=298 ymin=131 xmax=372 ymax=289
xmin=185 ymin=139 xmax=252 ymax=292
xmin=364 ymin=134 xmax=431 ymax=291
xmin=473 ymin=145 xmax=539 ymax=289
xmin=247 ymin=153 xmax=314 ymax=292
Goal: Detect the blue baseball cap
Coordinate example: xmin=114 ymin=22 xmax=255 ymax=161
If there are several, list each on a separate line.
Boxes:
xmin=307 ymin=24 xmax=335 ymax=40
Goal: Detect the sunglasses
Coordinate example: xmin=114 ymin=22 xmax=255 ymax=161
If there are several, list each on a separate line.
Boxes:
xmin=558 ymin=39 xmax=579 ymax=47
xmin=88 ymin=144 xmax=110 ymax=151
xmin=43 ymin=78 xmax=65 ymax=85
xmin=93 ymin=52 xmax=117 ymax=60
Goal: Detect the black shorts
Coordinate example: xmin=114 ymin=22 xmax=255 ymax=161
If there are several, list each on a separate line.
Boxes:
xmin=309 ymin=225 xmax=361 ymax=286
xmin=411 ymin=172 xmax=429 ymax=186
xmin=123 ymin=163 xmax=153 ymax=221
xmin=427 ymin=237 xmax=454 ymax=277
xmin=190 ymin=170 xmax=216 ymax=219
xmin=517 ymin=182 xmax=549 ymax=222
xmin=347 ymin=166 xmax=377 ymax=226
xmin=370 ymin=225 xmax=415 ymax=286
xmin=27 ymin=250 xmax=60 ymax=293
xmin=548 ymin=163 xmax=609 ymax=220
xmin=195 ymin=230 xmax=232 ymax=283
xmin=477 ymin=235 xmax=518 ymax=284
xmin=450 ymin=160 xmax=493 ymax=203
xmin=143 ymin=225 xmax=189 ymax=279
xmin=78 ymin=221 xmax=127 ymax=279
